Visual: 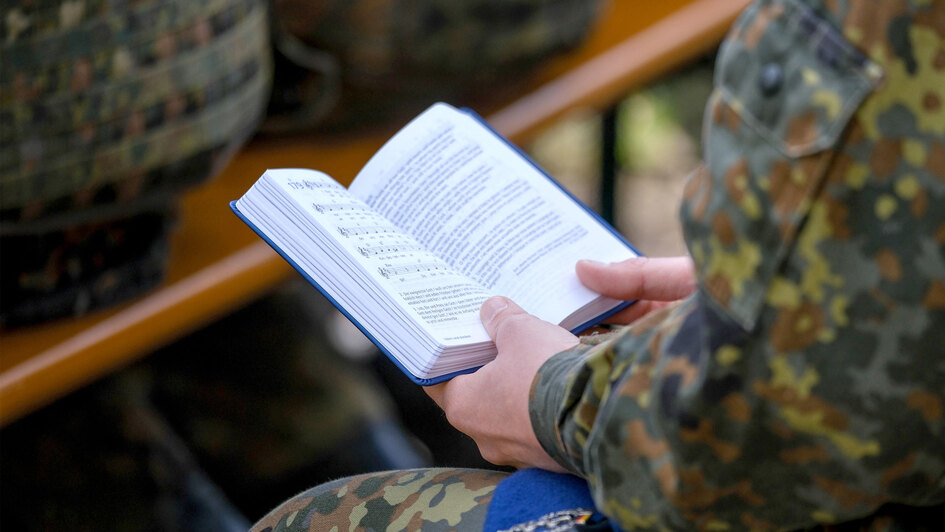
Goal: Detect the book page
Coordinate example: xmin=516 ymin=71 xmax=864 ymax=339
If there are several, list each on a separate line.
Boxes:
xmin=349 ymin=104 xmax=636 ymax=326
xmin=262 ymin=169 xmax=492 ymax=345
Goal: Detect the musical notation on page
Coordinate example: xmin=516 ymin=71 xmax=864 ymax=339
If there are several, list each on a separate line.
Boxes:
xmin=313 ymin=203 xmax=362 ymax=213
xmin=337 ymin=225 xmax=396 ymax=237
xmin=358 ymin=243 xmax=424 ymax=257
xmin=287 ymin=179 xmax=342 ymax=191
xmin=378 ymin=262 xmax=448 ymax=279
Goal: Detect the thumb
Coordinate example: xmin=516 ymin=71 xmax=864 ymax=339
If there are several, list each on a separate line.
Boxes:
xmin=480 ymin=296 xmax=527 ymax=341
xmin=479 ymin=296 xmax=577 ymax=355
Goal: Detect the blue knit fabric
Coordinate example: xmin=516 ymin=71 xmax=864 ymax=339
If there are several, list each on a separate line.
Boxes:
xmin=482 ymin=468 xmax=598 ymax=531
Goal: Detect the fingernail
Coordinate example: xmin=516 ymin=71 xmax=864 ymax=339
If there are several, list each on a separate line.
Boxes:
xmin=481 ymin=297 xmax=508 ymax=324
xmin=578 ymin=259 xmax=604 ymax=268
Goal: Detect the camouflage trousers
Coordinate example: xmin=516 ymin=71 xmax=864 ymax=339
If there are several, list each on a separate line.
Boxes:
xmin=250 ymin=466 xmax=945 ymax=531
xmin=251 ymin=468 xmax=508 ymax=532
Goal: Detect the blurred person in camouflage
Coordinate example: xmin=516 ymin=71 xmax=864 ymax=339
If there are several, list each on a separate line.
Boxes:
xmin=251 ymin=0 xmax=945 ymax=530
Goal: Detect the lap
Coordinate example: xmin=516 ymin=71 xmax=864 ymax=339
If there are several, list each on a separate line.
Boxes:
xmin=251 ymin=468 xmax=508 ymax=532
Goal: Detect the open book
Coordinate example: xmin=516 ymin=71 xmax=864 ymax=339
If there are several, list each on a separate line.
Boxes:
xmin=232 ymin=103 xmax=639 ymax=384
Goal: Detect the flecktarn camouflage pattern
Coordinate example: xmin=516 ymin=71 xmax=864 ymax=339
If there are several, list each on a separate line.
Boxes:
xmin=273 ymin=0 xmax=604 ymax=86
xmin=1 ymin=0 xmax=271 ymax=222
xmin=0 ymin=204 xmax=175 ymax=327
xmin=264 ymin=0 xmax=605 ymax=132
xmin=0 ymin=0 xmax=272 ymax=325
xmin=530 ymin=0 xmax=945 ymax=530
xmin=251 ymin=468 xmax=506 ymax=532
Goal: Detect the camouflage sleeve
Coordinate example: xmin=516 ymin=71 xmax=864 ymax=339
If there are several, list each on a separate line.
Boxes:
xmin=530 ymin=0 xmax=945 ymax=530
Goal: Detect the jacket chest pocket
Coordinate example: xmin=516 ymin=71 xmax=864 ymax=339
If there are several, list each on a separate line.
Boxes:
xmin=681 ymin=0 xmax=882 ymax=330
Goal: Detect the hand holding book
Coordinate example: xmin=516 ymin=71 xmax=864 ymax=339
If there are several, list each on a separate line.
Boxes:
xmin=424 ymin=259 xmax=695 ymax=471
xmin=425 ymin=296 xmax=577 ymax=473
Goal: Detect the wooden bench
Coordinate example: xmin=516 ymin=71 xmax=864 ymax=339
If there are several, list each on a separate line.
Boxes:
xmin=0 ymin=0 xmax=749 ymax=426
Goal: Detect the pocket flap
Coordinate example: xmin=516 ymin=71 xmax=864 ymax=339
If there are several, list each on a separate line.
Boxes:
xmin=714 ymin=0 xmax=882 ymax=158
xmin=683 ymin=0 xmax=883 ymax=331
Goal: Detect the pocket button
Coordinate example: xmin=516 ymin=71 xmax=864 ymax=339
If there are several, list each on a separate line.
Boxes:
xmin=759 ymin=62 xmax=784 ymax=97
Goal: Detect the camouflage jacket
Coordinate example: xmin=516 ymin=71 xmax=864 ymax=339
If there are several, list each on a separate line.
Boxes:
xmin=530 ymin=0 xmax=945 ymax=530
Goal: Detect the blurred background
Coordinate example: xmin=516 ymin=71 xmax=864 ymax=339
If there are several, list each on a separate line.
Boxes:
xmin=0 ymin=0 xmax=726 ymax=528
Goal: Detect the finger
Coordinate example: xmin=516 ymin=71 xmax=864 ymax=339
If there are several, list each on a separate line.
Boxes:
xmin=576 ymin=256 xmax=695 ymax=301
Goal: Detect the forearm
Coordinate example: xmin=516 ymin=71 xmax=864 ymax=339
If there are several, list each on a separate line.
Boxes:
xmin=529 ymin=297 xmax=701 ymax=525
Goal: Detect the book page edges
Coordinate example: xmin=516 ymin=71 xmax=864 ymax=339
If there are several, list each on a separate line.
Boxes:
xmin=230 ymin=200 xmax=476 ymax=385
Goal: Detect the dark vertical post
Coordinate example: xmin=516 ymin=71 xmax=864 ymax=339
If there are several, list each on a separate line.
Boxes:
xmin=600 ymin=105 xmax=619 ymax=225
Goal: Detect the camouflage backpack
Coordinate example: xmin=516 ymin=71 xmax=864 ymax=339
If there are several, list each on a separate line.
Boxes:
xmin=0 ymin=0 xmax=272 ymax=326
xmin=0 ymin=206 xmax=175 ymax=327
xmin=265 ymin=0 xmax=605 ymax=132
